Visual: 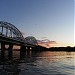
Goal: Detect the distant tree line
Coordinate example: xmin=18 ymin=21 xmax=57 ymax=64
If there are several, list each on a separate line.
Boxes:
xmin=32 ymin=45 xmax=75 ymax=51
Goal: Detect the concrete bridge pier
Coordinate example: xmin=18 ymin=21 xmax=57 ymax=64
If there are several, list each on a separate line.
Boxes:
xmin=20 ymin=45 xmax=26 ymax=59
xmin=27 ymin=50 xmax=31 ymax=58
xmin=1 ymin=42 xmax=6 ymax=60
xmin=8 ymin=44 xmax=13 ymax=59
xmin=26 ymin=46 xmax=30 ymax=50
xmin=1 ymin=42 xmax=13 ymax=60
xmin=32 ymin=47 xmax=36 ymax=51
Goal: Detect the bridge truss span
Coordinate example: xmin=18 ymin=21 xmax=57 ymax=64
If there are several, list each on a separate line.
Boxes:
xmin=0 ymin=21 xmax=24 ymax=42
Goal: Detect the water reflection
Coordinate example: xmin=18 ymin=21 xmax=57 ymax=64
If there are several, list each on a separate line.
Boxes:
xmin=31 ymin=51 xmax=75 ymax=75
xmin=0 ymin=50 xmax=75 ymax=75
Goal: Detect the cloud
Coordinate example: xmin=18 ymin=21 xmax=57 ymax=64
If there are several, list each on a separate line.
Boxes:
xmin=41 ymin=37 xmax=48 ymax=39
xmin=37 ymin=39 xmax=56 ymax=48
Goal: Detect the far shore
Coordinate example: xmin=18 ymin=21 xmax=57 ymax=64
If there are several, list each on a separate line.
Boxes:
xmin=0 ymin=46 xmax=74 ymax=51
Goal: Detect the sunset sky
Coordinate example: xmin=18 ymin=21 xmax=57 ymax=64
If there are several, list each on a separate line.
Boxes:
xmin=0 ymin=0 xmax=74 ymax=47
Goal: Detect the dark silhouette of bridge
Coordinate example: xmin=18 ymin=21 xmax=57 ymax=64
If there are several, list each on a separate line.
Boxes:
xmin=0 ymin=21 xmax=38 ymax=60
xmin=1 ymin=21 xmax=74 ymax=61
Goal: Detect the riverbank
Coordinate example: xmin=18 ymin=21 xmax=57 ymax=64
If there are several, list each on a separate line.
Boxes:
xmin=32 ymin=46 xmax=75 ymax=51
xmin=0 ymin=46 xmax=75 ymax=51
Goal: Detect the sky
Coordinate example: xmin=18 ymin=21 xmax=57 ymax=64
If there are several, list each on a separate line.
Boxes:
xmin=0 ymin=0 xmax=74 ymax=47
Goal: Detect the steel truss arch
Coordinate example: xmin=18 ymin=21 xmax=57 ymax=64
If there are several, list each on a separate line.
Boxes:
xmin=0 ymin=21 xmax=24 ymax=41
xmin=24 ymin=36 xmax=38 ymax=45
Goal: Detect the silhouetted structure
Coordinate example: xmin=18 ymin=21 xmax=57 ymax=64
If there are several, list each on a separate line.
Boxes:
xmin=0 ymin=21 xmax=74 ymax=61
xmin=25 ymin=36 xmax=38 ymax=45
xmin=0 ymin=21 xmax=37 ymax=60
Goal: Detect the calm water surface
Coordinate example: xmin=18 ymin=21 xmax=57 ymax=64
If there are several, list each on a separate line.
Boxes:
xmin=0 ymin=50 xmax=75 ymax=75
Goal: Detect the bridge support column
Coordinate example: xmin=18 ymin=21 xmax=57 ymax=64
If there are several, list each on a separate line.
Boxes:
xmin=28 ymin=46 xmax=30 ymax=50
xmin=20 ymin=45 xmax=26 ymax=59
xmin=8 ymin=44 xmax=13 ymax=59
xmin=1 ymin=42 xmax=5 ymax=60
xmin=32 ymin=47 xmax=35 ymax=51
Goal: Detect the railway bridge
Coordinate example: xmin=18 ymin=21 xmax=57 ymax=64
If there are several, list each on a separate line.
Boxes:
xmin=0 ymin=21 xmax=37 ymax=60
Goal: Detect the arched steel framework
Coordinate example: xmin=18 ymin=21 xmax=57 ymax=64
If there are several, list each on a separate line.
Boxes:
xmin=24 ymin=36 xmax=38 ymax=45
xmin=0 ymin=21 xmax=24 ymax=41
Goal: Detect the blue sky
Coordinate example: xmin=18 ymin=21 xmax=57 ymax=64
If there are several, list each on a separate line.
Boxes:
xmin=0 ymin=0 xmax=74 ymax=47
xmin=74 ymin=0 xmax=75 ymax=46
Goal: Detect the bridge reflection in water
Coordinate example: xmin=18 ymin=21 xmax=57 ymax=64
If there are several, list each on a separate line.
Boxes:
xmin=0 ymin=50 xmax=75 ymax=75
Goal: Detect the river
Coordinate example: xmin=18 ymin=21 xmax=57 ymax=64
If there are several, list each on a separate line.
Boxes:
xmin=0 ymin=50 xmax=75 ymax=75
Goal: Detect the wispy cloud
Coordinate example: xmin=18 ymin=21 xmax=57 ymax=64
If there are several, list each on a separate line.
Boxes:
xmin=37 ymin=39 xmax=56 ymax=48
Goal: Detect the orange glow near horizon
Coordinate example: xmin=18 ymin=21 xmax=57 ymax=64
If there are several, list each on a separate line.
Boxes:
xmin=52 ymin=42 xmax=74 ymax=47
xmin=38 ymin=41 xmax=74 ymax=48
